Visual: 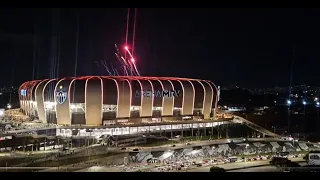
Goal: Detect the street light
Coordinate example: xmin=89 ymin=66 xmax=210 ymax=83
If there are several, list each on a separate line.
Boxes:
xmin=317 ymin=102 xmax=320 ymax=127
xmin=287 ymin=100 xmax=292 ymax=134
xmin=287 ymin=100 xmax=292 ymax=105
xmin=6 ymin=104 xmax=11 ymax=109
xmin=245 ymin=144 xmax=249 ymax=167
xmin=211 ymin=146 xmax=215 ymax=162
xmin=302 ymin=100 xmax=307 ymax=135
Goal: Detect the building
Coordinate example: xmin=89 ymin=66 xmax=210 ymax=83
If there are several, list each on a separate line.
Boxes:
xmin=19 ymin=76 xmax=218 ymax=126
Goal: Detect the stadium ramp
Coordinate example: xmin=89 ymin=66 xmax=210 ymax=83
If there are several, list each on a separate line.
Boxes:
xmin=232 ymin=115 xmax=281 ymax=139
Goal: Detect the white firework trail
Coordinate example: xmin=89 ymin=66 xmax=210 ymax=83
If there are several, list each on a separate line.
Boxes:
xmin=116 ymin=44 xmax=141 ymax=76
xmin=125 ymin=47 xmax=141 ymax=76
xmin=115 ymin=52 xmax=130 ymax=75
xmin=95 ymin=60 xmax=113 ymax=76
xmin=125 ymin=57 xmax=134 ymax=76
xmin=120 ymin=56 xmax=136 ymax=76
xmin=100 ymin=60 xmax=113 ymax=76
xmin=132 ymin=61 xmax=141 ymax=76
xmin=115 ymin=44 xmax=131 ymax=76
xmin=95 ymin=44 xmax=142 ymax=77
xmin=115 ymin=69 xmax=120 ymax=76
xmin=104 ymin=64 xmax=113 ymax=76
xmin=110 ymin=63 xmax=121 ymax=76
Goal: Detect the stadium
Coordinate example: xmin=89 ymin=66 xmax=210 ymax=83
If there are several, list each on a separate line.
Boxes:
xmin=18 ymin=76 xmax=219 ymax=127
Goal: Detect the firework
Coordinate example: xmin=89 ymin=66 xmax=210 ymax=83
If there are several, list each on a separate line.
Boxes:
xmin=115 ymin=44 xmax=131 ymax=76
xmin=124 ymin=46 xmax=141 ymax=76
xmin=93 ymin=44 xmax=142 ymax=77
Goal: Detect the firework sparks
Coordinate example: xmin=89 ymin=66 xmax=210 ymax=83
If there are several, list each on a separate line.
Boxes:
xmin=93 ymin=44 xmax=141 ymax=77
xmin=123 ymin=46 xmax=141 ymax=76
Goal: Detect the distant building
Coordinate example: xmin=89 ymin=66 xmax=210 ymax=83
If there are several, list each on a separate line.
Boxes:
xmin=226 ymin=106 xmax=246 ymax=112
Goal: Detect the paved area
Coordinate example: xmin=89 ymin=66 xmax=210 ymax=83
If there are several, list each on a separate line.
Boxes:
xmin=229 ymin=162 xmax=308 ymax=172
xmin=229 ymin=166 xmax=279 ymax=172
xmin=130 ymin=137 xmax=282 ymax=152
xmin=74 ymin=157 xmax=305 ymax=172
xmin=186 ymin=157 xmax=304 ymax=172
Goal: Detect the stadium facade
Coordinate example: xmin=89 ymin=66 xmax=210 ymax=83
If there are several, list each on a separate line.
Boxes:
xmin=19 ymin=76 xmax=218 ymax=126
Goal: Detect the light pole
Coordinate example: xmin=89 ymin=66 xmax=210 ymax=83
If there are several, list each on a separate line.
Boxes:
xmin=211 ymin=146 xmax=215 ymax=162
xmin=244 ymin=144 xmax=249 ymax=167
xmin=287 ymin=100 xmax=292 ymax=134
xmin=317 ymin=101 xmax=320 ymax=129
xmin=303 ymin=100 xmax=306 ymax=134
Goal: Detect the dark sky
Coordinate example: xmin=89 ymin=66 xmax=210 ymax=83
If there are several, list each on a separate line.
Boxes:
xmin=0 ymin=8 xmax=320 ymax=88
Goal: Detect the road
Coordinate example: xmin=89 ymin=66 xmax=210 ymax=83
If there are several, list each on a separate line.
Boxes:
xmin=133 ymin=137 xmax=284 ymax=152
xmin=184 ymin=161 xmax=271 ymax=172
xmin=229 ymin=161 xmax=308 ymax=172
xmin=75 ymin=166 xmax=119 ymax=172
xmin=0 ymin=137 xmax=287 ymax=158
xmin=229 ymin=166 xmax=279 ymax=172
xmin=74 ymin=157 xmax=305 ymax=172
xmin=2 ymin=136 xmax=307 ymax=171
xmin=185 ymin=158 xmax=304 ymax=172
xmin=75 ymin=160 xmax=300 ymax=172
xmin=37 ymin=137 xmax=300 ymax=172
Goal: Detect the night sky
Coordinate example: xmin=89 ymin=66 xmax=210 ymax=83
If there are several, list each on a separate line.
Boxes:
xmin=1 ymin=8 xmax=320 ymax=88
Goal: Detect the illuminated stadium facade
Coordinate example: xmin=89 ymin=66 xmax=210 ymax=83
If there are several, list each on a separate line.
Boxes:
xmin=19 ymin=76 xmax=218 ymax=126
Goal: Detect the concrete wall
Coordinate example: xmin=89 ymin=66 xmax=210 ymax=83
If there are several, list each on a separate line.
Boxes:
xmin=179 ymin=80 xmax=195 ymax=115
xmin=159 ymin=80 xmax=174 ymax=116
xmin=55 ymin=79 xmax=72 ymax=125
xmin=116 ymin=79 xmax=131 ymax=118
xmin=85 ymin=77 xmax=103 ymax=125
xmin=138 ymin=80 xmax=153 ymax=117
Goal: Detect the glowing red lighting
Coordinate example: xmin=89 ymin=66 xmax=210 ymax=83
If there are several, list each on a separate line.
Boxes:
xmin=131 ymin=58 xmax=135 ymax=63
xmin=124 ymin=46 xmax=128 ymax=50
